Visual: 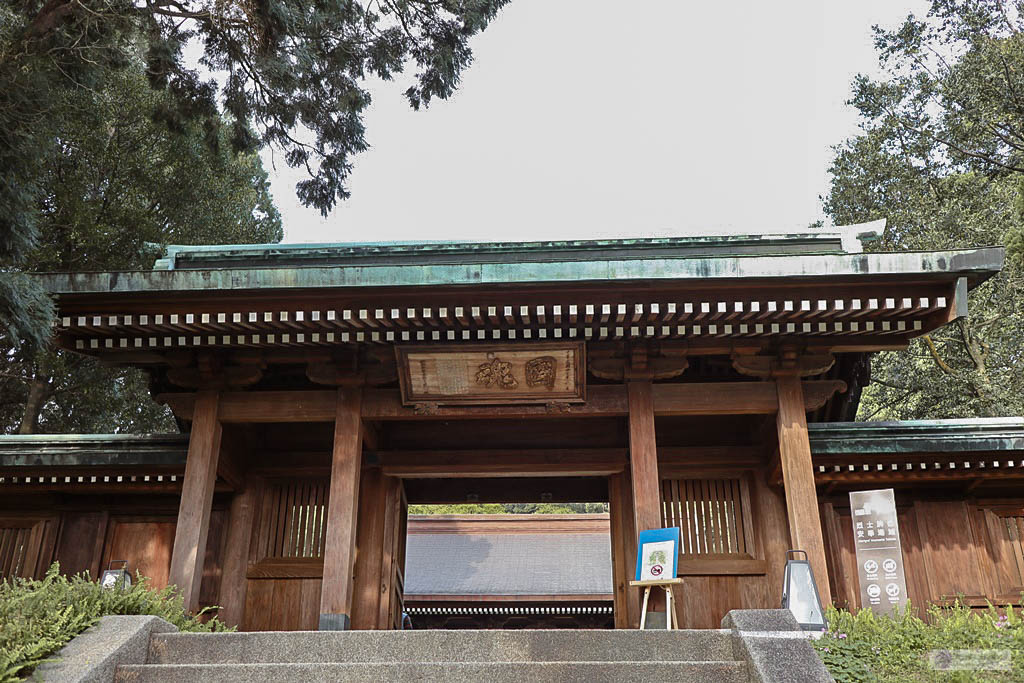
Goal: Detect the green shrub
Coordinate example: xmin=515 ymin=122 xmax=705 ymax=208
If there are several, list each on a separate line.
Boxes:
xmin=814 ymin=601 xmax=1024 ymax=682
xmin=0 ymin=563 xmax=231 ymax=682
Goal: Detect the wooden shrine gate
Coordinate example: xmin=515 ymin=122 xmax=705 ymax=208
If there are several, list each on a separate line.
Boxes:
xmin=153 ymin=367 xmax=845 ymax=631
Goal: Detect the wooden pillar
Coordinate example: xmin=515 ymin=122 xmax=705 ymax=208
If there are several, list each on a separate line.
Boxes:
xmin=168 ymin=390 xmax=222 ymax=612
xmin=217 ymin=474 xmax=262 ymax=628
xmin=376 ymin=476 xmax=403 ymax=629
xmin=627 ymin=380 xmax=661 ymax=535
xmin=319 ymin=386 xmax=364 ymax=630
xmin=609 ymin=472 xmax=640 ymax=628
xmin=351 ymin=468 xmax=386 ymax=630
xmin=776 ymin=375 xmax=832 ymax=605
xmin=627 ymin=379 xmax=665 ymax=619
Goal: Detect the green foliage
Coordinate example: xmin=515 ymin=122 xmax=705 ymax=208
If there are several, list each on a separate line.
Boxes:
xmin=27 ymin=66 xmax=282 ymax=273
xmin=1 ymin=0 xmax=506 ymax=354
xmin=825 ymin=0 xmax=1024 ymax=419
xmin=814 ymin=602 xmax=1024 ymax=682
xmin=0 ymin=0 xmax=509 ymax=250
xmin=0 ymin=59 xmax=282 ymax=435
xmin=0 ymin=347 xmax=177 ymax=434
xmin=407 ymin=503 xmax=609 ymax=515
xmin=0 ymin=563 xmax=231 ymax=682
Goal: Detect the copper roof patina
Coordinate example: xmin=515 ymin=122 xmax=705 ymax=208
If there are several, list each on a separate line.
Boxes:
xmin=35 ymin=221 xmax=1005 ymax=296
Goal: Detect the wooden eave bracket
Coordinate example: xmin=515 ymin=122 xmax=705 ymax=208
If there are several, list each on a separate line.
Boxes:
xmin=165 ymin=350 xmax=264 ymax=390
xmin=589 ymin=341 xmax=689 ymax=381
xmin=731 ymin=344 xmax=836 ymax=379
xmin=306 ymin=348 xmax=396 ymax=386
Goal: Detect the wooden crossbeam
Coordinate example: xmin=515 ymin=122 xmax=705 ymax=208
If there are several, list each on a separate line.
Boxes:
xmin=158 ymin=380 xmax=846 ymax=423
xmin=379 ymin=448 xmax=627 ymax=478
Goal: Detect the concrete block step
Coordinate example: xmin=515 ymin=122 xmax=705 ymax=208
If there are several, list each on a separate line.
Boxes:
xmin=117 ymin=660 xmax=751 ymax=683
xmin=149 ymin=629 xmax=739 ymax=664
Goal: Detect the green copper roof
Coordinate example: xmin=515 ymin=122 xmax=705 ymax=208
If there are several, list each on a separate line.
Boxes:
xmin=153 ymin=231 xmax=861 ymax=271
xmin=38 ymin=244 xmax=1004 ymax=296
xmin=3 ymin=419 xmax=1023 ymax=468
xmin=808 ymin=417 xmax=1024 ymax=454
xmin=0 ymin=433 xmax=188 ymax=468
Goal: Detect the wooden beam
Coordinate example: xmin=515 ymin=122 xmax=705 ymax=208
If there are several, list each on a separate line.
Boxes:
xmin=217 ymin=474 xmax=262 ymax=627
xmin=675 ymin=558 xmax=768 ymax=575
xmin=379 ymin=448 xmax=627 ymax=478
xmin=319 ymin=387 xmax=364 ymax=630
xmin=815 ymin=469 xmax=1024 ymax=484
xmin=402 ymin=477 xmax=608 ymax=505
xmin=167 ymin=390 xmax=222 ymax=612
xmin=159 ymin=380 xmax=844 ymax=423
xmin=659 ymin=446 xmax=765 ymax=471
xmin=776 ymin=375 xmax=831 ymax=606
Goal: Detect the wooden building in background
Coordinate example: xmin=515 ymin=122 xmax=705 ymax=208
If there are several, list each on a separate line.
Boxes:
xmin=1 ymin=227 xmax=1021 ymax=629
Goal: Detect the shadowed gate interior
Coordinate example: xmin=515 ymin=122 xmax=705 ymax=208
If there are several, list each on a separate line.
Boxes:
xmin=232 ymin=395 xmax=785 ymax=631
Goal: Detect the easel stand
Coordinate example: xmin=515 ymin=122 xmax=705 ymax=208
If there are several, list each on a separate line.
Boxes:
xmin=629 ymin=578 xmax=682 ymax=630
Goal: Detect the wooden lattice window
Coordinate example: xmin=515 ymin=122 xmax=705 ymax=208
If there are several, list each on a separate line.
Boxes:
xmin=661 ymin=477 xmax=755 ymax=557
xmin=254 ymin=479 xmax=329 ymax=560
xmin=1005 ymin=515 xmax=1024 ymax=588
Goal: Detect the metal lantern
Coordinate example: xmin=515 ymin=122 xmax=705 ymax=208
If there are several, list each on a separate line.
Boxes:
xmin=781 ymin=549 xmax=825 ymax=631
xmin=100 ymin=560 xmax=132 ymax=590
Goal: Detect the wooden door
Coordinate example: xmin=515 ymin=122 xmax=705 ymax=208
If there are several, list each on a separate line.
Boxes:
xmin=100 ymin=517 xmax=177 ymax=589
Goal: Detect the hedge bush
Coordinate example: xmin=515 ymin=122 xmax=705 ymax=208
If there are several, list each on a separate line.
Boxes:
xmin=815 ymin=602 xmax=1024 ymax=682
xmin=0 ymin=563 xmax=230 ymax=682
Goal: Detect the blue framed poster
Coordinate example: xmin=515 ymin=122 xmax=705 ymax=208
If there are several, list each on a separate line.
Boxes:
xmin=635 ymin=527 xmax=680 ymax=581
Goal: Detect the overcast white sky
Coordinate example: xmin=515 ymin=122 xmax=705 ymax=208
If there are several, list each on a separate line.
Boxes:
xmin=265 ymin=1 xmax=926 ymax=244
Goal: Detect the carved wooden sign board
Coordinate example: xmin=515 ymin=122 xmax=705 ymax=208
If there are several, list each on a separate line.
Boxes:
xmin=396 ymin=343 xmax=586 ymax=406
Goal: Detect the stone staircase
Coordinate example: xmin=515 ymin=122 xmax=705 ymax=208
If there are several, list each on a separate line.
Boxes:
xmin=114 ymin=629 xmax=754 ymax=682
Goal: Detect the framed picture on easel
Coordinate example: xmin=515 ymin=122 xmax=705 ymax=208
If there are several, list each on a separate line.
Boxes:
xmin=635 ymin=527 xmax=680 ymax=581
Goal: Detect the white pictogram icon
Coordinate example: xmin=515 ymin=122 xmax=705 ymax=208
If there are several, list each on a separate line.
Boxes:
xmin=864 ymin=560 xmax=878 ymax=573
xmin=886 ymin=583 xmax=900 ymax=598
xmin=882 ymin=558 xmax=897 ymax=573
xmin=867 ymin=584 xmax=881 ymax=598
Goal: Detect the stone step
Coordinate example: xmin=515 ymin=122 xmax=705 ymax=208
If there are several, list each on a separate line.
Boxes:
xmin=149 ymin=629 xmax=739 ymax=664
xmin=117 ymin=661 xmax=751 ymax=683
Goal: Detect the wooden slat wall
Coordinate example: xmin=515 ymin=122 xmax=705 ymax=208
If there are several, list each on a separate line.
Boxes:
xmin=668 ymin=473 xmax=790 ymax=629
xmin=243 ymin=474 xmax=406 ymax=630
xmin=253 ymin=479 xmax=329 ymax=561
xmin=0 ymin=527 xmax=31 ymax=579
xmin=100 ymin=519 xmax=176 ymax=589
xmin=662 ymin=478 xmax=750 ymax=556
xmin=1004 ymin=516 xmax=1024 ymax=589
xmin=821 ymin=500 xmax=1024 ymax=611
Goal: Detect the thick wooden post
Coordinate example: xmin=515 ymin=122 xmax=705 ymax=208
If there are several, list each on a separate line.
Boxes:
xmin=776 ymin=375 xmax=832 ymax=605
xmin=168 ymin=390 xmax=222 ymax=612
xmin=218 ymin=474 xmax=262 ymax=628
xmin=628 ymin=380 xmax=661 ymax=535
xmin=351 ymin=468 xmax=386 ymax=629
xmin=376 ymin=476 xmax=403 ymax=629
xmin=319 ymin=386 xmax=364 ymax=630
xmin=609 ymin=472 xmax=641 ymax=628
xmin=627 ymin=379 xmax=665 ymax=620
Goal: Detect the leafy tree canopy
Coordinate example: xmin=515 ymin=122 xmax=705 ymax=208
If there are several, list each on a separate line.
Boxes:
xmin=1 ymin=0 xmax=508 ymax=345
xmin=825 ymin=0 xmax=1024 ymax=419
xmin=1 ymin=63 xmax=282 ymax=434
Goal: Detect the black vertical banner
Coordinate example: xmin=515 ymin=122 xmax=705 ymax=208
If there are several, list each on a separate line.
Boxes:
xmin=849 ymin=488 xmax=908 ymax=613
